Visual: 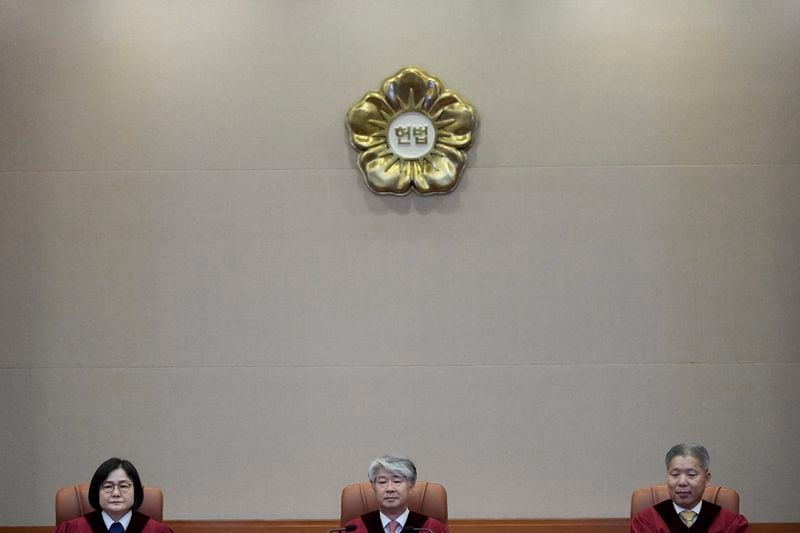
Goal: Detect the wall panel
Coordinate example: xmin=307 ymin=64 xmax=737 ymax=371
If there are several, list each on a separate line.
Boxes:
xmin=1 ymin=0 xmax=798 ymax=525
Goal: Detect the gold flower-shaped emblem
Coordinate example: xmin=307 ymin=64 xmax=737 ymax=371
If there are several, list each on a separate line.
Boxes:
xmin=346 ymin=67 xmax=478 ymax=196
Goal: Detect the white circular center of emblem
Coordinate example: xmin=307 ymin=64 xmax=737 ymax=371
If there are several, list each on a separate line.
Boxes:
xmin=387 ymin=111 xmax=436 ymax=160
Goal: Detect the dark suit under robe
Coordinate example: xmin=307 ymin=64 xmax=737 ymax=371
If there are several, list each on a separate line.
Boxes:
xmin=630 ymin=499 xmax=750 ymax=533
xmin=54 ymin=511 xmax=173 ymax=533
xmin=348 ymin=510 xmax=449 ymax=533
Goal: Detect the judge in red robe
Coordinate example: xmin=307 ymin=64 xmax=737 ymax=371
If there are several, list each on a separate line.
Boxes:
xmin=630 ymin=444 xmax=749 ymax=533
xmin=346 ymin=455 xmax=449 ymax=533
xmin=631 ymin=499 xmax=749 ymax=533
xmin=54 ymin=458 xmax=172 ymax=533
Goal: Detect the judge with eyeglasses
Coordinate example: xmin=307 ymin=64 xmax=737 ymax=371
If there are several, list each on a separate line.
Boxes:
xmin=54 ymin=458 xmax=172 ymax=533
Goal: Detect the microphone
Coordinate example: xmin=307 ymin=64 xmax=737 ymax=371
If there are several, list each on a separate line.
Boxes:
xmin=328 ymin=525 xmax=358 ymax=533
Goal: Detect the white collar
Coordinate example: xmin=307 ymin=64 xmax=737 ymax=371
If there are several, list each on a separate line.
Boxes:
xmin=380 ymin=509 xmax=410 ymax=529
xmin=101 ymin=510 xmax=132 ymax=530
xmin=673 ymin=500 xmax=703 ymax=515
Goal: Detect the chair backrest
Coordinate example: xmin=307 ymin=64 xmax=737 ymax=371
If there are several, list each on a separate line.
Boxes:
xmin=55 ymin=483 xmax=164 ymax=525
xmin=341 ymin=481 xmax=447 ymax=525
xmin=630 ymin=484 xmax=739 ymax=518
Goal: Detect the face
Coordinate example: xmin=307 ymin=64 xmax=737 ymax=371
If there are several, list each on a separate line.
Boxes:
xmin=667 ymin=455 xmax=710 ymax=509
xmin=98 ymin=467 xmax=135 ymax=520
xmin=372 ymin=467 xmax=413 ymax=518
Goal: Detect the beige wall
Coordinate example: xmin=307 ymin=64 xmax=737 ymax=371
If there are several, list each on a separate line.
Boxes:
xmin=1 ymin=0 xmax=799 ymax=525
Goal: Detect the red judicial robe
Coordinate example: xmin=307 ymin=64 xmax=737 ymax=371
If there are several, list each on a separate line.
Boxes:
xmin=348 ymin=510 xmax=449 ymax=533
xmin=630 ymin=500 xmax=750 ymax=533
xmin=54 ymin=511 xmax=173 ymax=533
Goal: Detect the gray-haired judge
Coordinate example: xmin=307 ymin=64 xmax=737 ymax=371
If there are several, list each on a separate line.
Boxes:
xmin=630 ymin=444 xmax=749 ymax=533
xmin=347 ymin=455 xmax=449 ymax=533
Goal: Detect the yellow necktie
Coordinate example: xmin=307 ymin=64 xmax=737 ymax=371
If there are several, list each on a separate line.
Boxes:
xmin=680 ymin=510 xmax=698 ymax=528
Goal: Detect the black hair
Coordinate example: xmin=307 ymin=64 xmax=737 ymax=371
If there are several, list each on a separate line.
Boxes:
xmin=87 ymin=457 xmax=144 ymax=511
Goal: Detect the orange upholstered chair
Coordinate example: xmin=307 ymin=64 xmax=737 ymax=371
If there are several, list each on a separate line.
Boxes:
xmin=55 ymin=483 xmax=164 ymax=525
xmin=340 ymin=481 xmax=447 ymax=526
xmin=630 ymin=484 xmax=740 ymax=518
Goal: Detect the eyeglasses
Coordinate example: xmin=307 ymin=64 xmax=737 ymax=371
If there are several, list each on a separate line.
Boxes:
xmin=101 ymin=482 xmax=133 ymax=494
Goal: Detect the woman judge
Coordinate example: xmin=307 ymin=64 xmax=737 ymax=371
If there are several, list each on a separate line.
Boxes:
xmin=55 ymin=458 xmax=172 ymax=533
